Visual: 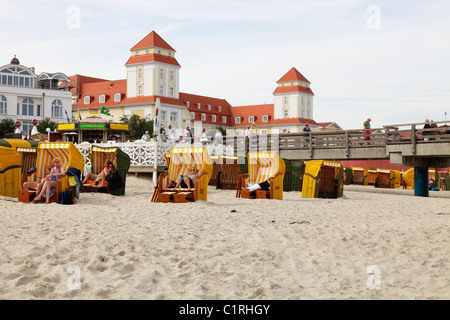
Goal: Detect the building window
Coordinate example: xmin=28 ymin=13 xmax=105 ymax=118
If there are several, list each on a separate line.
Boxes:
xmin=36 ymin=104 xmax=40 ymax=117
xmin=169 ymin=85 xmax=174 ymax=97
xmin=248 ymin=116 xmax=254 ymax=123
xmin=262 ymin=115 xmax=268 ymax=122
xmin=201 ymin=114 xmax=206 ymax=121
xmin=218 ymin=106 xmax=221 ymax=112
xmin=84 ymin=96 xmax=90 ymax=104
xmin=235 ymin=117 xmax=241 ymax=124
xmin=170 ymin=70 xmax=174 ymax=81
xmin=160 ymin=110 xmax=167 ymax=121
xmin=22 ymin=121 xmax=33 ymax=138
xmin=157 ymin=49 xmax=161 ymax=54
xmin=282 ymin=129 xmax=288 ymax=133
xmin=307 ymin=97 xmax=310 ymax=107
xmin=138 ymin=68 xmax=143 ymax=80
xmin=190 ymin=112 xmax=195 ymax=120
xmin=114 ymin=93 xmax=121 ymax=102
xmin=301 ymin=96 xmax=305 ymax=106
xmin=168 ymin=52 xmax=172 ymax=57
xmin=99 ymin=94 xmax=105 ymax=103
xmin=159 ymin=68 xmax=164 ymax=80
xmin=146 ymin=49 xmax=150 ymax=54
xmin=197 ymin=103 xmax=201 ymax=109
xmin=222 ymin=116 xmax=226 ymax=124
xmin=159 ymin=84 xmax=164 ymax=95
xmin=284 ymin=96 xmax=288 ymax=105
xmin=170 ymin=112 xmax=178 ymax=122
xmin=138 ymin=85 xmax=143 ymax=96
xmin=208 ymin=105 xmax=211 ymax=111
xmin=0 ymin=95 xmax=6 ymax=114
xmin=135 ymin=50 xmax=139 ymax=56
xmin=212 ymin=115 xmax=216 ymax=122
xmin=261 ymin=129 xmax=268 ymax=135
xmin=51 ymin=99 xmax=63 ymax=118
xmin=22 ymin=98 xmax=34 ymax=116
xmin=283 ymin=108 xmax=289 ymax=118
xmin=301 ymin=108 xmax=305 ymax=118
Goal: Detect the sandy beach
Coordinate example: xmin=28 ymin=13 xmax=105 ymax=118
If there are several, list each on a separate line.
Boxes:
xmin=0 ymin=175 xmax=449 ymax=300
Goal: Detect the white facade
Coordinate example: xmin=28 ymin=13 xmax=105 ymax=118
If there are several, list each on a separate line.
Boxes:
xmin=0 ymin=60 xmax=72 ymax=138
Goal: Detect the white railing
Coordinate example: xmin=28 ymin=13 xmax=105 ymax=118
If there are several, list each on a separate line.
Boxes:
xmin=75 ymin=139 xmax=234 ymax=168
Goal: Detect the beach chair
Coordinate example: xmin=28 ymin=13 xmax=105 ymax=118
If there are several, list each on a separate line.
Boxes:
xmin=17 ymin=142 xmax=85 ymax=204
xmin=402 ymin=168 xmax=414 ymax=189
xmin=392 ymin=170 xmax=401 ymax=188
xmin=0 ymin=139 xmax=39 ymax=181
xmin=152 ymin=147 xmax=213 ymax=203
xmin=445 ymin=171 xmax=450 ymax=191
xmin=352 ymin=167 xmax=369 ymax=186
xmin=236 ymin=152 xmax=285 ymax=200
xmin=301 ymin=160 xmax=344 ymax=198
xmin=208 ymin=156 xmax=220 ymax=187
xmin=375 ymin=169 xmax=396 ymax=189
xmin=283 ymin=159 xmax=304 ymax=192
xmin=368 ymin=169 xmax=378 ymax=186
xmin=82 ymin=145 xmax=130 ymax=195
xmin=216 ymin=156 xmax=241 ymax=190
xmin=0 ymin=146 xmax=22 ymax=197
xmin=428 ymin=169 xmax=441 ymax=191
xmin=344 ymin=167 xmax=353 ymax=185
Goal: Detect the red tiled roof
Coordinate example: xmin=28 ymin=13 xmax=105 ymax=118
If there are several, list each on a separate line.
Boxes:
xmin=231 ymin=104 xmax=274 ymax=126
xmin=277 ymin=67 xmax=310 ymax=83
xmin=76 ymin=79 xmax=127 ymax=109
xmin=273 ymin=85 xmax=314 ymax=95
xmin=179 ymin=92 xmax=233 ymax=125
xmin=268 ymin=118 xmax=319 ymax=126
xmin=125 ymin=54 xmax=180 ymax=67
xmin=130 ymin=31 xmax=176 ymax=51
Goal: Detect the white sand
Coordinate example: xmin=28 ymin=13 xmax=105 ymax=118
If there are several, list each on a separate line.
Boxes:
xmin=0 ymin=175 xmax=449 ymax=300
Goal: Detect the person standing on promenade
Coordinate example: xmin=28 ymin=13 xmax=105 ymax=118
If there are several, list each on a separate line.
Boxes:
xmin=363 ymin=118 xmax=371 ymax=145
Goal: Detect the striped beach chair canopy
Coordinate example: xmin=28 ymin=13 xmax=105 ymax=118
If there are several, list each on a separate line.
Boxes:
xmin=35 ymin=142 xmax=85 ymax=182
xmin=247 ymin=152 xmax=285 ymax=185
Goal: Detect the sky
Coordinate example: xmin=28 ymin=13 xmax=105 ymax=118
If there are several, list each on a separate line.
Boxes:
xmin=1 ymin=0 xmax=449 ymax=130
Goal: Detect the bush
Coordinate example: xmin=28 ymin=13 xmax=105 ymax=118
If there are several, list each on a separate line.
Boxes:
xmin=0 ymin=118 xmax=15 ymax=138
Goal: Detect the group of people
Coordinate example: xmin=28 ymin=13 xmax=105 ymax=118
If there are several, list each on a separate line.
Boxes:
xmin=23 ymin=157 xmax=66 ymax=204
xmin=23 ymin=157 xmax=116 ymax=204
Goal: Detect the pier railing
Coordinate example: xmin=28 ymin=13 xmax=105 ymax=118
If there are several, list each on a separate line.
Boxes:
xmin=75 ymin=121 xmax=450 ymax=170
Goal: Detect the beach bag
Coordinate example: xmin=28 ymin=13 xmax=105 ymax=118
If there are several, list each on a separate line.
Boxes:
xmin=60 ymin=190 xmax=74 ymax=205
xmin=107 ymin=170 xmax=124 ymax=191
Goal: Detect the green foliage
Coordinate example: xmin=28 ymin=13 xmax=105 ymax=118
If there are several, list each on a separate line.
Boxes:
xmin=0 ymin=118 xmax=15 ymax=138
xmin=36 ymin=118 xmax=58 ymax=134
xmin=120 ymin=114 xmax=153 ymax=140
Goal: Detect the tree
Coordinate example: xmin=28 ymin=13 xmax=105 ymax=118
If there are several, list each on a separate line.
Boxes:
xmin=120 ymin=114 xmax=153 ymax=140
xmin=0 ymin=118 xmax=15 ymax=138
xmin=37 ymin=118 xmax=58 ymax=134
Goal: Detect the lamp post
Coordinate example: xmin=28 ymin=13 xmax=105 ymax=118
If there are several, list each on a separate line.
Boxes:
xmin=46 ymin=127 xmax=50 ymax=142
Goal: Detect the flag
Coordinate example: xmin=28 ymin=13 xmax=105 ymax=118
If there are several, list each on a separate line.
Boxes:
xmin=100 ymin=107 xmax=111 ymax=116
xmin=65 ymin=110 xmax=71 ymax=123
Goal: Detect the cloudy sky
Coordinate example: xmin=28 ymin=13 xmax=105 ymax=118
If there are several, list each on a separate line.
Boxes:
xmin=1 ymin=0 xmax=449 ymax=129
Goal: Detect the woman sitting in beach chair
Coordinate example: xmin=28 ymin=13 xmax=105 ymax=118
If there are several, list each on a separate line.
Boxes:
xmin=237 ymin=152 xmax=285 ymax=200
xmin=82 ymin=160 xmax=114 ymax=187
xmin=172 ymin=167 xmax=208 ymax=191
xmin=32 ymin=157 xmax=66 ymax=204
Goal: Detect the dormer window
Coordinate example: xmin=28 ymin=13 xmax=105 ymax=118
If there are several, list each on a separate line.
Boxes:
xmin=114 ymin=93 xmax=121 ymax=102
xmin=197 ymin=103 xmax=201 ymax=109
xmin=201 ymin=113 xmax=206 ymax=121
xmin=212 ymin=115 xmax=216 ymax=122
xmin=208 ymin=105 xmax=211 ymax=111
xmin=99 ymin=94 xmax=105 ymax=103
xmin=84 ymin=96 xmax=90 ymax=104
xmin=262 ymin=115 xmax=268 ymax=122
xmin=248 ymin=116 xmax=254 ymax=123
xmin=190 ymin=112 xmax=195 ymax=119
xmin=186 ymin=101 xmax=190 ymax=108
xmin=235 ymin=117 xmax=241 ymax=124
xmin=222 ymin=116 xmax=227 ymax=124
xmin=218 ymin=106 xmax=221 ymax=112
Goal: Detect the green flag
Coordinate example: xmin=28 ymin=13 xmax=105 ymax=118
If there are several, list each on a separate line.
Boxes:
xmin=100 ymin=107 xmax=110 ymax=116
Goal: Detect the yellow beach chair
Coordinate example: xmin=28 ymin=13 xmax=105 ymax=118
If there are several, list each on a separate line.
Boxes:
xmin=368 ymin=169 xmax=378 ymax=186
xmin=375 ymin=169 xmax=396 ymax=189
xmin=402 ymin=168 xmax=414 ymax=189
xmin=352 ymin=167 xmax=369 ymax=186
xmin=0 ymin=146 xmax=22 ymax=197
xmin=302 ymin=160 xmax=343 ymax=198
xmin=18 ymin=142 xmax=85 ymax=204
xmin=236 ymin=152 xmax=285 ymax=200
xmin=152 ymin=147 xmax=213 ymax=203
